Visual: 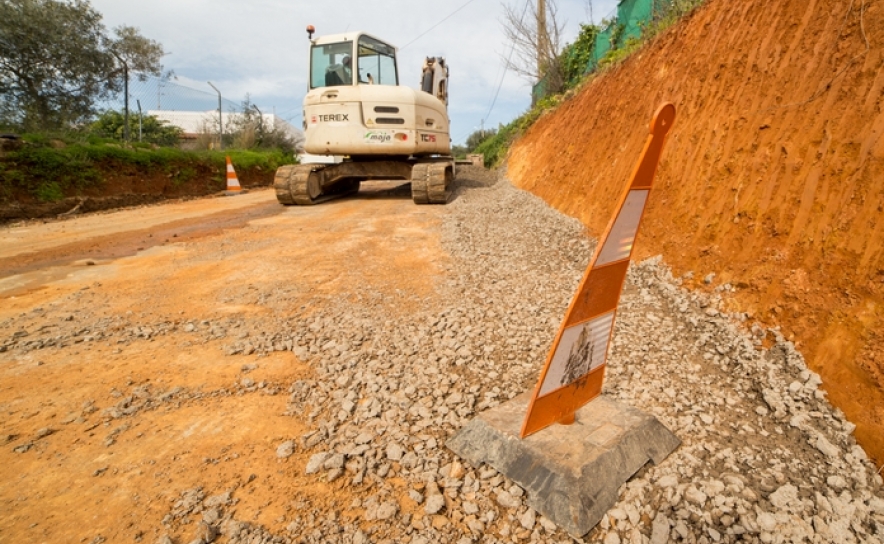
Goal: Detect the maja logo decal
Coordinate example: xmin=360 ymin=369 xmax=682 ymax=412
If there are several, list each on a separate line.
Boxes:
xmin=420 ymin=133 xmax=437 ymax=143
xmin=364 ymin=131 xmax=393 ymax=143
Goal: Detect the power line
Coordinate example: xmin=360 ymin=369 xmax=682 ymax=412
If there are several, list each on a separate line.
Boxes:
xmin=481 ymin=0 xmax=530 ymax=127
xmin=400 ymin=0 xmax=481 ymax=50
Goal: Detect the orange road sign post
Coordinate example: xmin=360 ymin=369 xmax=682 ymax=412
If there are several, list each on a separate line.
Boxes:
xmin=520 ymin=103 xmax=676 ymax=438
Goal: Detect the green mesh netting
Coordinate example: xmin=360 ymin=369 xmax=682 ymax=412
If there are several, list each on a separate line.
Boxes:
xmin=535 ymin=0 xmax=666 ymax=100
xmin=588 ymin=0 xmax=656 ymax=69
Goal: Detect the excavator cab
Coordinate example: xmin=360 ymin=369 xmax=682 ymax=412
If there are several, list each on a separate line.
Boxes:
xmin=310 ymin=35 xmax=398 ymax=88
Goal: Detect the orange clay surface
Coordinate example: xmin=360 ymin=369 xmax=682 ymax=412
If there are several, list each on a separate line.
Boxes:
xmin=0 ymin=184 xmax=447 ymax=543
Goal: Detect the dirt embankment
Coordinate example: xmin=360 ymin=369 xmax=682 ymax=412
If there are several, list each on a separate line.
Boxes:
xmin=0 ymin=151 xmax=278 ymax=222
xmin=508 ymin=0 xmax=884 ymax=463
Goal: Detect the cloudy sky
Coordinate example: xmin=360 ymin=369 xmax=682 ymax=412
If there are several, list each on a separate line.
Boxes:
xmin=90 ymin=0 xmax=619 ymax=144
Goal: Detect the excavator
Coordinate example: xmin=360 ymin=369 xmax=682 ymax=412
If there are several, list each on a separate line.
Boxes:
xmin=274 ymin=26 xmax=455 ymax=205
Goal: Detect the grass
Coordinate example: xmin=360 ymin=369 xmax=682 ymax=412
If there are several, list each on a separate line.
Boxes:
xmin=0 ymin=139 xmax=295 ymax=203
xmin=474 ymin=95 xmax=565 ymax=169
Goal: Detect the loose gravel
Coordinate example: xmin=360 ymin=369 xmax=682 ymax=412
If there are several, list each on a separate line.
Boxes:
xmin=4 ymin=167 xmax=884 ymax=543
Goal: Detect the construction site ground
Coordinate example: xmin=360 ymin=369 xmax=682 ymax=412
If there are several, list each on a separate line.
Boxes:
xmin=2 ymin=170 xmax=883 ymax=544
xmin=4 ymin=0 xmax=884 ymax=541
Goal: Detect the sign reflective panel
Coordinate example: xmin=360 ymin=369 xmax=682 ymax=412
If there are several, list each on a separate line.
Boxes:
xmin=595 ymin=190 xmax=648 ymax=266
xmin=538 ymin=312 xmax=614 ymax=397
xmin=520 ymin=103 xmax=676 ymax=438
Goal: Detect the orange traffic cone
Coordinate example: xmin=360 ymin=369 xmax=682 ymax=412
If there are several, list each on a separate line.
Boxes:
xmin=225 ymin=156 xmax=242 ymax=195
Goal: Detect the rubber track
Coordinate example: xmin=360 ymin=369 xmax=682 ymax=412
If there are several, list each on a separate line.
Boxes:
xmin=274 ymin=164 xmax=344 ymax=206
xmin=411 ymin=162 xmax=451 ymax=205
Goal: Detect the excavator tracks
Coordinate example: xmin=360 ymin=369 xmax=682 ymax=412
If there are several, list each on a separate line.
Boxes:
xmin=411 ymin=162 xmax=452 ymax=205
xmin=274 ymin=164 xmax=358 ymax=206
xmin=275 ymin=160 xmax=451 ymax=206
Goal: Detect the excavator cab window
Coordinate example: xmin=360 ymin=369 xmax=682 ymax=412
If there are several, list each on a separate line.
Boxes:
xmin=310 ymin=41 xmax=354 ymax=88
xmin=356 ymin=35 xmax=398 ymax=86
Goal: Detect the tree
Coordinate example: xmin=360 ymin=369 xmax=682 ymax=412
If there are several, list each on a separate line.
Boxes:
xmin=466 ymin=128 xmax=498 ymax=153
xmin=107 ymin=25 xmax=165 ymax=141
xmin=226 ymin=95 xmax=301 ymax=154
xmin=501 ymin=0 xmax=566 ymax=97
xmin=89 ymin=109 xmax=182 ymax=146
xmin=0 ymin=0 xmax=164 ymax=130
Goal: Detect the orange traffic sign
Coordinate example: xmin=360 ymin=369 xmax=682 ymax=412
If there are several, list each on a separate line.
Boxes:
xmin=520 ymin=103 xmax=676 ymax=438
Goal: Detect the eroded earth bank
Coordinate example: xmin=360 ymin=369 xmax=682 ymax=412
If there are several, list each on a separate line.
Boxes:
xmin=508 ymin=0 xmax=884 ymax=464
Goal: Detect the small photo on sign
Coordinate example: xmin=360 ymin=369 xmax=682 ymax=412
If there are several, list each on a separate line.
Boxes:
xmin=538 ymin=312 xmax=614 ymax=397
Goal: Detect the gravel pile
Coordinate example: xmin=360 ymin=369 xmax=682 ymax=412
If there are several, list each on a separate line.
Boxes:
xmin=177 ymin=168 xmax=882 ymax=544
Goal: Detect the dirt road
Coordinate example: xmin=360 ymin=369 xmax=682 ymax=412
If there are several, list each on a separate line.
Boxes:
xmin=0 ymin=182 xmax=447 ymax=543
xmin=3 ymin=170 xmax=883 ymax=544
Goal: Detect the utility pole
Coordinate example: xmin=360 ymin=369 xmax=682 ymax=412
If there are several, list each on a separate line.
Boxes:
xmin=123 ymin=62 xmax=130 ymax=143
xmin=207 ymin=81 xmax=223 ymax=150
xmin=136 ymin=99 xmax=143 ymax=143
xmin=537 ymin=0 xmax=548 ymax=78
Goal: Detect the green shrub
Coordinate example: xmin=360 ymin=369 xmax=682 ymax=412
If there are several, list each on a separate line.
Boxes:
xmin=36 ymin=181 xmax=64 ymax=202
xmin=0 ymin=139 xmax=295 ymax=202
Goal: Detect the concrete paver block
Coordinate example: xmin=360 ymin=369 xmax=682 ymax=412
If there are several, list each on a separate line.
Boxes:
xmin=447 ymin=392 xmax=680 ymax=537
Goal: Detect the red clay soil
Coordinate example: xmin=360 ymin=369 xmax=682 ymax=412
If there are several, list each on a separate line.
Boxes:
xmin=508 ymin=0 xmax=884 ymax=465
xmin=0 ymin=157 xmax=275 ymax=222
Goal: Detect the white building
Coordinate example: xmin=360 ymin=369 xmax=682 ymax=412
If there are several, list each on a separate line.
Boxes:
xmin=149 ymin=110 xmax=304 ymax=150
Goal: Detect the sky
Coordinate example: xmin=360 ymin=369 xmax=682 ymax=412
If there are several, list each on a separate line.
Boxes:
xmin=90 ymin=0 xmax=620 ymax=145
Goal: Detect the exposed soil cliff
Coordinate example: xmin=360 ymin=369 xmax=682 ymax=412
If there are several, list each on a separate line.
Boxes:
xmin=508 ymin=0 xmax=884 ymax=463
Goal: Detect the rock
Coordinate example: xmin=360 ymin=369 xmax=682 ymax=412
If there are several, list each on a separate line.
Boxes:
xmin=409 ymin=489 xmax=424 ymax=504
xmin=386 ymin=443 xmax=405 ymax=461
xmin=424 ymin=494 xmax=445 ymax=515
xmin=519 ymin=508 xmax=536 ymax=530
xmin=375 ymin=501 xmax=398 ymax=520
xmin=826 ymin=475 xmax=847 ymax=491
xmin=813 ymin=434 xmax=840 ymax=458
xmin=604 ymin=533 xmax=621 ymax=544
xmin=650 ymin=514 xmax=670 ymax=544
xmin=202 ymin=508 xmax=220 ymax=525
xmin=769 ymin=484 xmax=799 ymax=511
xmin=496 ymin=490 xmax=521 ymax=509
xmin=756 ymin=512 xmax=777 ymax=532
xmin=305 ymin=452 xmax=329 ymax=474
xmin=195 ymin=521 xmax=218 ymax=543
xmin=276 ymin=440 xmax=295 ymax=459
xmin=327 ymin=467 xmax=344 ymax=482
xmin=323 ymin=453 xmax=345 ymax=470
xmin=684 ymin=486 xmax=707 ymax=506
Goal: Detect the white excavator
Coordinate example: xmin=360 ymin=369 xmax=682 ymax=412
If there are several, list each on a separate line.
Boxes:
xmin=274 ymin=26 xmax=455 ymax=205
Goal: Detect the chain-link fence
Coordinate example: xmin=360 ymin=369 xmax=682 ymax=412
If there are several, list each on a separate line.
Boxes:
xmin=95 ymin=74 xmax=303 ymax=151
